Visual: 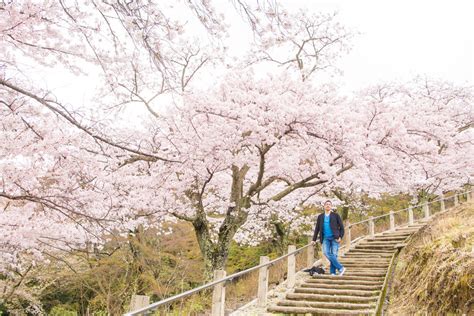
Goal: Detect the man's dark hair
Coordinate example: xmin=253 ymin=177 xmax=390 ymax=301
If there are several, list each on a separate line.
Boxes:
xmin=324 ymin=200 xmax=332 ymax=204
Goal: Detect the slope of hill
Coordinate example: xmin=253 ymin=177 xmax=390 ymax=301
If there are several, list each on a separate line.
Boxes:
xmin=386 ymin=202 xmax=473 ymax=315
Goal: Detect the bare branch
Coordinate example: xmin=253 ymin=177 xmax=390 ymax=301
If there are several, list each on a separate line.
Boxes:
xmin=0 ymin=78 xmax=179 ymax=163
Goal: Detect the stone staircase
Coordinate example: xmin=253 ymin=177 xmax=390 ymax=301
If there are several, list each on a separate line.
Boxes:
xmin=267 ymin=223 xmax=426 ymax=315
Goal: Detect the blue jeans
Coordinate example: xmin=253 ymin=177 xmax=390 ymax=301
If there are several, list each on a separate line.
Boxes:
xmin=322 ymin=237 xmax=344 ymax=274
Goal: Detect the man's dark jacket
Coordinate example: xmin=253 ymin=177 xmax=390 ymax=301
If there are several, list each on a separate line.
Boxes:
xmin=312 ymin=212 xmax=345 ymax=243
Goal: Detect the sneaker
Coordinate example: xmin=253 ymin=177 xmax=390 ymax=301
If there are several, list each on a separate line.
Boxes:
xmin=330 ymin=273 xmax=336 ymax=275
xmin=339 ymin=267 xmax=346 ymax=276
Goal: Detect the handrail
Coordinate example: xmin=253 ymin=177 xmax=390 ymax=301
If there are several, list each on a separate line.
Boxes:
xmin=124 ymin=243 xmax=311 ymax=315
xmin=125 ymin=188 xmax=471 ymax=315
xmin=347 ymin=189 xmax=472 ymax=228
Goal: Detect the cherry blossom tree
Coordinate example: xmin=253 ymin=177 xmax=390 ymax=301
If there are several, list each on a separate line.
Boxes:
xmin=248 ymin=10 xmax=352 ymax=81
xmin=352 ymin=77 xmax=473 ymax=196
xmin=3 ymin=70 xmax=472 ymax=279
xmin=1 ymin=0 xmax=473 ymax=287
xmin=319 ymin=76 xmax=473 ymax=217
xmin=109 ymin=71 xmax=473 ymax=274
xmin=104 ymin=71 xmax=349 ymax=274
xmin=1 ymin=0 xmax=354 ymax=276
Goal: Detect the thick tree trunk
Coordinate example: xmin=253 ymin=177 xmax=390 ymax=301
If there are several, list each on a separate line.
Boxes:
xmin=195 ymin=164 xmax=252 ymax=279
xmin=127 ymin=226 xmax=147 ymax=295
xmin=192 ymin=215 xmax=244 ymax=279
xmin=271 ymin=220 xmax=289 ymax=255
xmin=332 ymin=189 xmax=350 ymax=220
xmin=415 ymin=189 xmax=430 ymax=213
xmin=340 ymin=205 xmax=349 ymax=221
xmin=193 ymin=221 xmax=234 ymax=280
xmin=193 ymin=209 xmax=249 ymax=279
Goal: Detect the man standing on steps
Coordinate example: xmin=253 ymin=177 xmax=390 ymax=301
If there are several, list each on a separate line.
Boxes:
xmin=311 ymin=200 xmax=346 ymax=275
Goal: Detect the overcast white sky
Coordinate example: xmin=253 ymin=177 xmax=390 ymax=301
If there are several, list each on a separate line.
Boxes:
xmin=44 ymin=0 xmax=473 ymax=110
xmin=290 ymin=0 xmax=473 ymax=91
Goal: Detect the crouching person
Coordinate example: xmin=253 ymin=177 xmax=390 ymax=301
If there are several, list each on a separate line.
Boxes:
xmin=311 ymin=200 xmax=346 ymax=276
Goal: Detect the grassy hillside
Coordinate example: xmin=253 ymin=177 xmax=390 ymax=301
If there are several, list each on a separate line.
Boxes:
xmin=387 ymin=202 xmax=473 ymax=315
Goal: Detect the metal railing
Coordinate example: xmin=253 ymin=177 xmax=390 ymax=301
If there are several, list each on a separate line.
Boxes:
xmin=346 ymin=190 xmax=472 ymax=239
xmin=125 ymin=242 xmax=315 ymax=315
xmin=125 ymin=188 xmax=472 ymax=315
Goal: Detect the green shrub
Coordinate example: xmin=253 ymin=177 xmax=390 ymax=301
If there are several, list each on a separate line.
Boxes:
xmin=49 ymin=305 xmax=78 ymax=316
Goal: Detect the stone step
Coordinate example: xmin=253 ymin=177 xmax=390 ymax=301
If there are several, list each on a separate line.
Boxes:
xmin=387 ymin=229 xmax=417 ymax=233
xmin=343 ymin=267 xmax=388 ymax=271
xmin=340 ymin=262 xmax=390 ymax=267
xmin=343 ymin=253 xmax=393 ymax=258
xmin=365 ymin=239 xmax=407 ymax=243
xmin=300 ymin=282 xmax=382 ymax=291
xmin=343 ymin=271 xmax=387 ymax=277
xmin=358 ymin=241 xmax=402 ymax=246
xmin=340 ymin=261 xmax=390 ymax=266
xmin=400 ymin=223 xmax=425 ymax=227
xmin=363 ymin=238 xmax=403 ymax=242
xmin=312 ymin=275 xmax=384 ymax=282
xmin=341 ymin=264 xmax=389 ymax=269
xmin=376 ymin=234 xmax=412 ymax=240
xmin=349 ymin=248 xmax=395 ymax=253
xmin=340 ymin=259 xmax=391 ymax=264
xmin=359 ymin=239 xmax=402 ymax=243
xmin=395 ymin=225 xmax=423 ymax=230
xmin=354 ymin=243 xmax=398 ymax=251
xmin=357 ymin=240 xmax=401 ymax=245
xmin=355 ymin=244 xmax=399 ymax=247
xmin=341 ymin=256 xmax=391 ymax=260
xmin=294 ymin=287 xmax=380 ymax=296
xmin=344 ymin=267 xmax=387 ymax=273
xmin=348 ymin=251 xmax=395 ymax=256
xmin=400 ymin=224 xmax=425 ymax=229
xmin=369 ymin=236 xmax=408 ymax=240
xmin=344 ymin=251 xmax=393 ymax=255
xmin=357 ymin=244 xmax=400 ymax=248
xmin=306 ymin=279 xmax=383 ymax=286
xmin=343 ymin=271 xmax=386 ymax=277
xmin=367 ymin=235 xmax=408 ymax=239
xmin=277 ymin=299 xmax=376 ymax=310
xmin=388 ymin=230 xmax=418 ymax=234
xmin=382 ymin=232 xmax=414 ymax=237
xmin=346 ymin=266 xmax=387 ymax=271
xmin=267 ymin=305 xmax=374 ymax=315
xmin=383 ymin=230 xmax=417 ymax=235
xmin=403 ymin=224 xmax=426 ymax=227
xmin=385 ymin=229 xmax=416 ymax=235
xmin=286 ymin=293 xmax=379 ymax=303
xmin=342 ymin=256 xmax=392 ymax=261
xmin=341 ymin=256 xmax=391 ymax=259
xmin=355 ymin=243 xmax=399 ymax=249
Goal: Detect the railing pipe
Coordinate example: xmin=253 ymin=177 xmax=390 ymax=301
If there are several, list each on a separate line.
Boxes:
xmin=125 ymin=243 xmax=311 ymax=315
